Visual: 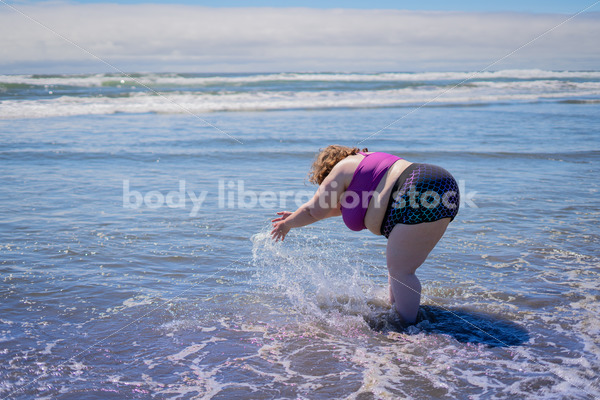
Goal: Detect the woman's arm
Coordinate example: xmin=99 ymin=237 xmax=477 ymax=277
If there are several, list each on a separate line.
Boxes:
xmin=271 ymin=163 xmax=347 ymax=241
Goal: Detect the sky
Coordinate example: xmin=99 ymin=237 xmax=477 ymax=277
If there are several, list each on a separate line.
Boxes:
xmin=5 ymin=0 xmax=598 ymax=14
xmin=1 ymin=1 xmax=599 ymax=73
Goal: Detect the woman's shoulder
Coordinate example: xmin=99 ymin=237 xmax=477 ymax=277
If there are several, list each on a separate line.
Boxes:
xmin=341 ymin=153 xmax=365 ymax=164
xmin=331 ymin=155 xmax=362 ymax=177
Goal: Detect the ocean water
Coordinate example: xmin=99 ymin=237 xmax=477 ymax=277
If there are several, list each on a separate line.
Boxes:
xmin=0 ymin=70 xmax=599 ymax=399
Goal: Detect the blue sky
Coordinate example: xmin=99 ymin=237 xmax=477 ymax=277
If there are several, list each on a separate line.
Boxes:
xmin=8 ymin=0 xmax=599 ymax=14
xmin=1 ymin=1 xmax=599 ymax=73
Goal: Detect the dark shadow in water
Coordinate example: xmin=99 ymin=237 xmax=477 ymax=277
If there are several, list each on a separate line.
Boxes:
xmin=365 ymin=305 xmax=529 ymax=348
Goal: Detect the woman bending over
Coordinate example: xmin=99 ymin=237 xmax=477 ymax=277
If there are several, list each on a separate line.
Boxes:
xmin=271 ymin=145 xmax=459 ymax=324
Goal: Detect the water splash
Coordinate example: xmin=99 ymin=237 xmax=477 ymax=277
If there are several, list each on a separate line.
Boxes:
xmin=251 ymin=228 xmax=392 ymax=334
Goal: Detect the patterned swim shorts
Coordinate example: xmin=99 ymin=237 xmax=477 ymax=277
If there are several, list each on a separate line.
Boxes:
xmin=380 ymin=163 xmax=460 ymax=238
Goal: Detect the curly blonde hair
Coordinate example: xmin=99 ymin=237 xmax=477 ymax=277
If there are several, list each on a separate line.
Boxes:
xmin=308 ymin=145 xmax=368 ymax=185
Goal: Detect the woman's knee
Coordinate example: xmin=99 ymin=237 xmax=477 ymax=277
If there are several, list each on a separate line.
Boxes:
xmin=389 ymin=272 xmax=421 ymax=289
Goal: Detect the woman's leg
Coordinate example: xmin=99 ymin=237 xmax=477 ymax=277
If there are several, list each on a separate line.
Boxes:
xmin=386 ymin=218 xmax=451 ymax=324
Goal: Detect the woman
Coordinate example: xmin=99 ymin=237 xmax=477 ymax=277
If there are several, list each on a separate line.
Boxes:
xmin=271 ymin=145 xmax=460 ymax=324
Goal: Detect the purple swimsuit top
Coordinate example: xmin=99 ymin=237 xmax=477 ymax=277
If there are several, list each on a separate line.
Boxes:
xmin=341 ymin=152 xmax=402 ymax=231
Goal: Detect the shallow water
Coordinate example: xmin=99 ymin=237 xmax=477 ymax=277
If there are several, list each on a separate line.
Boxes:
xmin=1 ymin=71 xmax=599 ymax=399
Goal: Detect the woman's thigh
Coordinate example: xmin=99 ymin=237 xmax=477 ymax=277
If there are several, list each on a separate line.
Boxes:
xmin=386 ymin=218 xmax=451 ymax=275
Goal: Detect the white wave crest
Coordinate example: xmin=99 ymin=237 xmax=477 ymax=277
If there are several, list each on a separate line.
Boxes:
xmin=2 ymin=78 xmax=599 ymax=119
xmin=2 ymin=69 xmax=600 ymax=87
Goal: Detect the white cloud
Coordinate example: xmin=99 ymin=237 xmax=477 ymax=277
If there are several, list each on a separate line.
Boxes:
xmin=0 ymin=3 xmax=599 ymax=73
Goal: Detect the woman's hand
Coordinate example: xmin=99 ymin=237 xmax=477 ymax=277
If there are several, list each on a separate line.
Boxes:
xmin=271 ymin=220 xmax=290 ymax=242
xmin=271 ymin=211 xmax=292 ymax=223
xmin=271 ymin=211 xmax=292 ymax=241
